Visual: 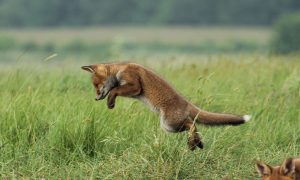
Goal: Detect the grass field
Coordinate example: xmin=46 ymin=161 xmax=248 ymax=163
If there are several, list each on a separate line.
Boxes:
xmin=0 ymin=53 xmax=299 ymax=179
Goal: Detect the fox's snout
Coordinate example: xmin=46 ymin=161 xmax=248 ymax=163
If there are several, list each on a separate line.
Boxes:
xmin=95 ymin=86 xmax=110 ymax=101
xmin=95 ymin=95 xmax=102 ymax=101
xmin=95 ymin=91 xmax=105 ymax=101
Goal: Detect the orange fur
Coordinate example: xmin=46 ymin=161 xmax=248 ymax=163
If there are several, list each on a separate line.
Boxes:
xmin=256 ymin=158 xmax=300 ymax=180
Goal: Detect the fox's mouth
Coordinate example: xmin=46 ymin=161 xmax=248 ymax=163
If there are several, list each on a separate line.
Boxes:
xmin=95 ymin=92 xmax=107 ymax=101
xmin=95 ymin=94 xmax=104 ymax=101
xmin=94 ymin=75 xmax=118 ymax=101
xmin=95 ymin=87 xmax=109 ymax=101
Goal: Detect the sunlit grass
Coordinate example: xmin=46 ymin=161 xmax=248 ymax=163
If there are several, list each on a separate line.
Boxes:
xmin=0 ymin=55 xmax=299 ymax=179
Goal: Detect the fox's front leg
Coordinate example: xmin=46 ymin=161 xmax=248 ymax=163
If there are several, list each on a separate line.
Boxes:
xmin=107 ymin=80 xmax=141 ymax=109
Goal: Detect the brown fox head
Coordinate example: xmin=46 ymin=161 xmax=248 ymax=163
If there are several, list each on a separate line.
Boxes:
xmin=256 ymin=158 xmax=296 ymax=180
xmin=81 ymin=65 xmax=118 ymax=101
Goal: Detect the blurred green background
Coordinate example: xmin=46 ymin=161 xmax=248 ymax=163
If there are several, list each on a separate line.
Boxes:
xmin=0 ymin=0 xmax=299 ymax=26
xmin=0 ymin=0 xmax=300 ymax=57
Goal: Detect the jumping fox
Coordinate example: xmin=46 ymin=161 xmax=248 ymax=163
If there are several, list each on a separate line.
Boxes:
xmin=256 ymin=158 xmax=300 ymax=180
xmin=81 ymin=62 xmax=251 ymax=150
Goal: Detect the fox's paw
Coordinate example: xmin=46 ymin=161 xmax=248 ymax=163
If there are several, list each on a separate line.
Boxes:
xmin=107 ymin=102 xmax=115 ymax=109
xmin=188 ymin=136 xmax=204 ymax=151
xmin=107 ymin=93 xmax=116 ymax=109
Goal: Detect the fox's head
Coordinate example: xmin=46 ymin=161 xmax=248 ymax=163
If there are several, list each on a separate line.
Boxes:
xmin=81 ymin=65 xmax=118 ymax=101
xmin=256 ymin=158 xmax=296 ymax=180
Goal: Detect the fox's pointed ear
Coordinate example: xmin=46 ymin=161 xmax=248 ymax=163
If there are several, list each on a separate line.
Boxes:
xmin=81 ymin=65 xmax=95 ymax=73
xmin=256 ymin=160 xmax=272 ymax=177
xmin=280 ymin=158 xmax=295 ymax=175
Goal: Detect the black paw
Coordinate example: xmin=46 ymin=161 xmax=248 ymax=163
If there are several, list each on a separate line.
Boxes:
xmin=107 ymin=103 xmax=115 ymax=109
xmin=188 ymin=136 xmax=204 ymax=151
xmin=195 ymin=138 xmax=204 ymax=149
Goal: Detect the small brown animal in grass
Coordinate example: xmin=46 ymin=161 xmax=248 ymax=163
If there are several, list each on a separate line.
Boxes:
xmin=256 ymin=158 xmax=300 ymax=180
xmin=81 ymin=62 xmax=251 ymax=150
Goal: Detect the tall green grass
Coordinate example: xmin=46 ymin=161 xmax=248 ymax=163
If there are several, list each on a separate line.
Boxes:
xmin=0 ymin=55 xmax=299 ymax=179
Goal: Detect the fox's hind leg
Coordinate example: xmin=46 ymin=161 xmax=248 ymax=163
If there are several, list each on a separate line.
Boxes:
xmin=185 ymin=120 xmax=203 ymax=150
xmin=161 ymin=108 xmax=204 ymax=150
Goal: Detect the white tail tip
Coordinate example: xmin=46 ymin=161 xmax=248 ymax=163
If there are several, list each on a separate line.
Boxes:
xmin=243 ymin=115 xmax=252 ymax=122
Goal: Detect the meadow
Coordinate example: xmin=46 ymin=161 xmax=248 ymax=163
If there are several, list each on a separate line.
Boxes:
xmin=0 ymin=27 xmax=299 ymax=179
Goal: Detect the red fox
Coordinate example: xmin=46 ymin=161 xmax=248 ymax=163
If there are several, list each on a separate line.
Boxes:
xmin=81 ymin=63 xmax=251 ymax=150
xmin=256 ymin=158 xmax=300 ymax=180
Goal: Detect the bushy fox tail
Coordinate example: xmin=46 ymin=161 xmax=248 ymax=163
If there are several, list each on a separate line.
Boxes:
xmin=188 ymin=104 xmax=251 ymax=125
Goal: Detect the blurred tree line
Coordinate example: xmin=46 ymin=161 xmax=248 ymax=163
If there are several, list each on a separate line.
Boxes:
xmin=272 ymin=13 xmax=300 ymax=53
xmin=0 ymin=0 xmax=300 ymax=27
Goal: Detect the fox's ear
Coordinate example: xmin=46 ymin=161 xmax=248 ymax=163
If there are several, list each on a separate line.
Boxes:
xmin=280 ymin=158 xmax=295 ymax=175
xmin=256 ymin=160 xmax=272 ymax=177
xmin=81 ymin=65 xmax=96 ymax=73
